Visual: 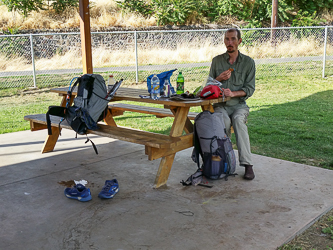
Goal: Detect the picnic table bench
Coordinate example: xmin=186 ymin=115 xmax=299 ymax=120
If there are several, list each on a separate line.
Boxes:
xmin=24 ymin=87 xmax=229 ymax=188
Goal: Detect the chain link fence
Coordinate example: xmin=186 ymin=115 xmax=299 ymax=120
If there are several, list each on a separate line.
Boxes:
xmin=0 ymin=26 xmax=332 ymax=89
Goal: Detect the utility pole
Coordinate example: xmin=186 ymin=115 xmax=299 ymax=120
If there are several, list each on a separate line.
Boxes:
xmin=271 ymin=0 xmax=278 ymax=44
xmin=79 ymin=0 xmax=93 ymax=74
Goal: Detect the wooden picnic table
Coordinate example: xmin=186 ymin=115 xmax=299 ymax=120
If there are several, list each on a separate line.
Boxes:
xmin=25 ymin=87 xmax=229 ymax=188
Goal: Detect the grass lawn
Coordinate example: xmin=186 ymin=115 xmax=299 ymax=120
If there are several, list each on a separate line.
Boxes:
xmin=1 ymin=75 xmax=332 ymax=169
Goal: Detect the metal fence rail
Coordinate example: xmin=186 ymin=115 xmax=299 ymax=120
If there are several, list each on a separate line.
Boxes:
xmin=0 ymin=26 xmax=332 ymax=89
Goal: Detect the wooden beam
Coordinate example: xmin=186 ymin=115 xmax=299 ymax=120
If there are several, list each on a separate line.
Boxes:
xmin=79 ymin=0 xmax=93 ymax=74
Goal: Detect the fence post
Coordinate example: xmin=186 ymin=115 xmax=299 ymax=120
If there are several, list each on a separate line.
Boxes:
xmin=134 ymin=31 xmax=139 ymax=83
xmin=29 ymin=34 xmax=37 ymax=88
xmin=322 ymin=26 xmax=328 ymax=78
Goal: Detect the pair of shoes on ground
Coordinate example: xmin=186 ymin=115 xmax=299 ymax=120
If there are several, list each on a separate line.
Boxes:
xmin=64 ymin=179 xmax=119 ymax=202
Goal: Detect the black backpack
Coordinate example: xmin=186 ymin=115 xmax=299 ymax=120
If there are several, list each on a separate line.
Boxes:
xmin=46 ymin=74 xmax=120 ymax=153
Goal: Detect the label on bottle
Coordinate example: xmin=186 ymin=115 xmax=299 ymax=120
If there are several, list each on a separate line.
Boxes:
xmin=176 ymin=73 xmax=184 ymax=95
xmin=176 ymin=81 xmax=184 ymax=94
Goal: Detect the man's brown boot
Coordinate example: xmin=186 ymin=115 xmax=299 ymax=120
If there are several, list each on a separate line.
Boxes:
xmin=244 ymin=165 xmax=255 ymax=180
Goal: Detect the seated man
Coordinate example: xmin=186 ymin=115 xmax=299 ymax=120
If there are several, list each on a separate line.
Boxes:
xmin=209 ymin=28 xmax=256 ymax=180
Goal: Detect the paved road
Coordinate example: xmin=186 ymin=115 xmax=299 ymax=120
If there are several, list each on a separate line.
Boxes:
xmin=0 ymin=56 xmax=331 ymax=77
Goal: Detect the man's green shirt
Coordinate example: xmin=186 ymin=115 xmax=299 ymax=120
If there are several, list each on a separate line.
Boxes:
xmin=209 ymin=51 xmax=255 ymax=107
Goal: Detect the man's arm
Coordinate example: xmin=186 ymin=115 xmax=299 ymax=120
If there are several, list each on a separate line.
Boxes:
xmin=223 ymin=89 xmax=246 ymax=98
xmin=240 ymin=59 xmax=256 ymax=100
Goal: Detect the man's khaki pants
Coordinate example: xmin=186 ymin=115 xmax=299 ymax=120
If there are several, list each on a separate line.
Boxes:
xmin=214 ymin=105 xmax=252 ymax=166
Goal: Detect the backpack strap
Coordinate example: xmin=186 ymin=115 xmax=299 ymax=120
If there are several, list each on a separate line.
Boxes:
xmin=193 ymin=123 xmax=202 ymax=170
xmin=85 ymin=135 xmax=98 ymax=154
xmin=180 ymin=169 xmax=213 ymax=188
xmin=46 ymin=106 xmax=66 ymax=135
xmin=66 ymin=77 xmax=80 ymax=108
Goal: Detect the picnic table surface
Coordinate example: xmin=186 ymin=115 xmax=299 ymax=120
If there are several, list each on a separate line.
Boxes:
xmin=50 ymin=87 xmax=228 ymax=107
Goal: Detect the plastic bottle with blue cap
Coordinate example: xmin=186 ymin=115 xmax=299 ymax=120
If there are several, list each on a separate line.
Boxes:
xmin=151 ymin=74 xmax=160 ymax=100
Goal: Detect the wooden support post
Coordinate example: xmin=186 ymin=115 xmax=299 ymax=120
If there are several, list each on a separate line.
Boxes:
xmin=271 ymin=0 xmax=278 ymax=44
xmin=169 ymin=107 xmax=193 ymax=134
xmin=154 ymin=106 xmax=190 ymax=188
xmin=79 ymin=0 xmax=93 ymax=74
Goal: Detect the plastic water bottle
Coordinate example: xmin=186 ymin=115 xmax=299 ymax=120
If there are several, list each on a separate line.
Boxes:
xmin=163 ymin=79 xmax=170 ymax=97
xmin=160 ymin=79 xmax=165 ymax=97
xmin=151 ymin=74 xmax=160 ymax=100
xmin=108 ymin=75 xmax=115 ymax=92
xmin=108 ymin=74 xmax=114 ymax=86
xmin=176 ymin=71 xmax=184 ymax=94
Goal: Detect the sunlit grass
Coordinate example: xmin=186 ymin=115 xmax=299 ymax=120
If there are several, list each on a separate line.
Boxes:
xmin=0 ymin=74 xmax=333 ymax=169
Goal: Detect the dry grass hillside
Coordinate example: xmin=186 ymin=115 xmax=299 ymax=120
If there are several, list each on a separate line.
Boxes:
xmin=0 ymin=0 xmax=157 ymax=31
xmin=3 ymin=0 xmax=332 ymax=32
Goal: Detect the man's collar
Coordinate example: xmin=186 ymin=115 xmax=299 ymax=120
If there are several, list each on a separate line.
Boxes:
xmin=223 ymin=50 xmax=243 ymax=62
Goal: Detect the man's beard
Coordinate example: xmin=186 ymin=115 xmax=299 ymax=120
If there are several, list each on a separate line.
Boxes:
xmin=227 ymin=46 xmax=235 ymax=53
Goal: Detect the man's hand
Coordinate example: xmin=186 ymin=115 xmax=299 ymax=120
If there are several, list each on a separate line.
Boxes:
xmin=222 ymin=88 xmax=246 ymax=98
xmin=216 ymin=70 xmax=231 ymax=82
xmin=222 ymin=88 xmax=234 ymax=97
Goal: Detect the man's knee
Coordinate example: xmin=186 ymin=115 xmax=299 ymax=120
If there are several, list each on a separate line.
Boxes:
xmin=231 ymin=109 xmax=249 ymax=128
xmin=232 ymin=114 xmax=247 ymax=127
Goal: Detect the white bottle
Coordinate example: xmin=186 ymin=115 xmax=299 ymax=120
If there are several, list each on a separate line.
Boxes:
xmin=108 ymin=75 xmax=115 ymax=86
xmin=151 ymin=74 xmax=160 ymax=100
xmin=163 ymin=79 xmax=170 ymax=97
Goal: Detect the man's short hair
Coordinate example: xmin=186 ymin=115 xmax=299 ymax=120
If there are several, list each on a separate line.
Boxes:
xmin=226 ymin=28 xmax=241 ymax=40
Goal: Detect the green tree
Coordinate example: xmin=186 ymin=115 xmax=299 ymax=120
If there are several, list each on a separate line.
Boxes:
xmin=2 ymin=0 xmax=44 ymax=16
xmin=1 ymin=0 xmax=79 ymax=16
xmin=115 ymin=0 xmax=333 ymax=27
xmin=51 ymin=0 xmax=79 ymax=14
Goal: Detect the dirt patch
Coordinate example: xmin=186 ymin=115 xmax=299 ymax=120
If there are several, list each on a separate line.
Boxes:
xmin=58 ymin=180 xmax=76 ymax=187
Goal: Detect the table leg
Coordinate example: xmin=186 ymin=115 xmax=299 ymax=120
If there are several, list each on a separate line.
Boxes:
xmin=154 ymin=106 xmax=190 ymax=188
xmin=104 ymin=109 xmax=117 ymax=127
xmin=201 ymin=104 xmax=214 ymax=112
xmin=169 ymin=106 xmax=190 ymax=136
xmin=154 ymin=154 xmax=175 ymax=188
xmin=41 ymin=126 xmax=61 ymax=153
xmin=41 ymin=94 xmax=73 ymax=153
xmin=169 ymin=106 xmax=193 ymax=134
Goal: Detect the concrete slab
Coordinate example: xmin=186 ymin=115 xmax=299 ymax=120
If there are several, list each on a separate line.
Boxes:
xmin=1 ymin=130 xmax=333 ymax=250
